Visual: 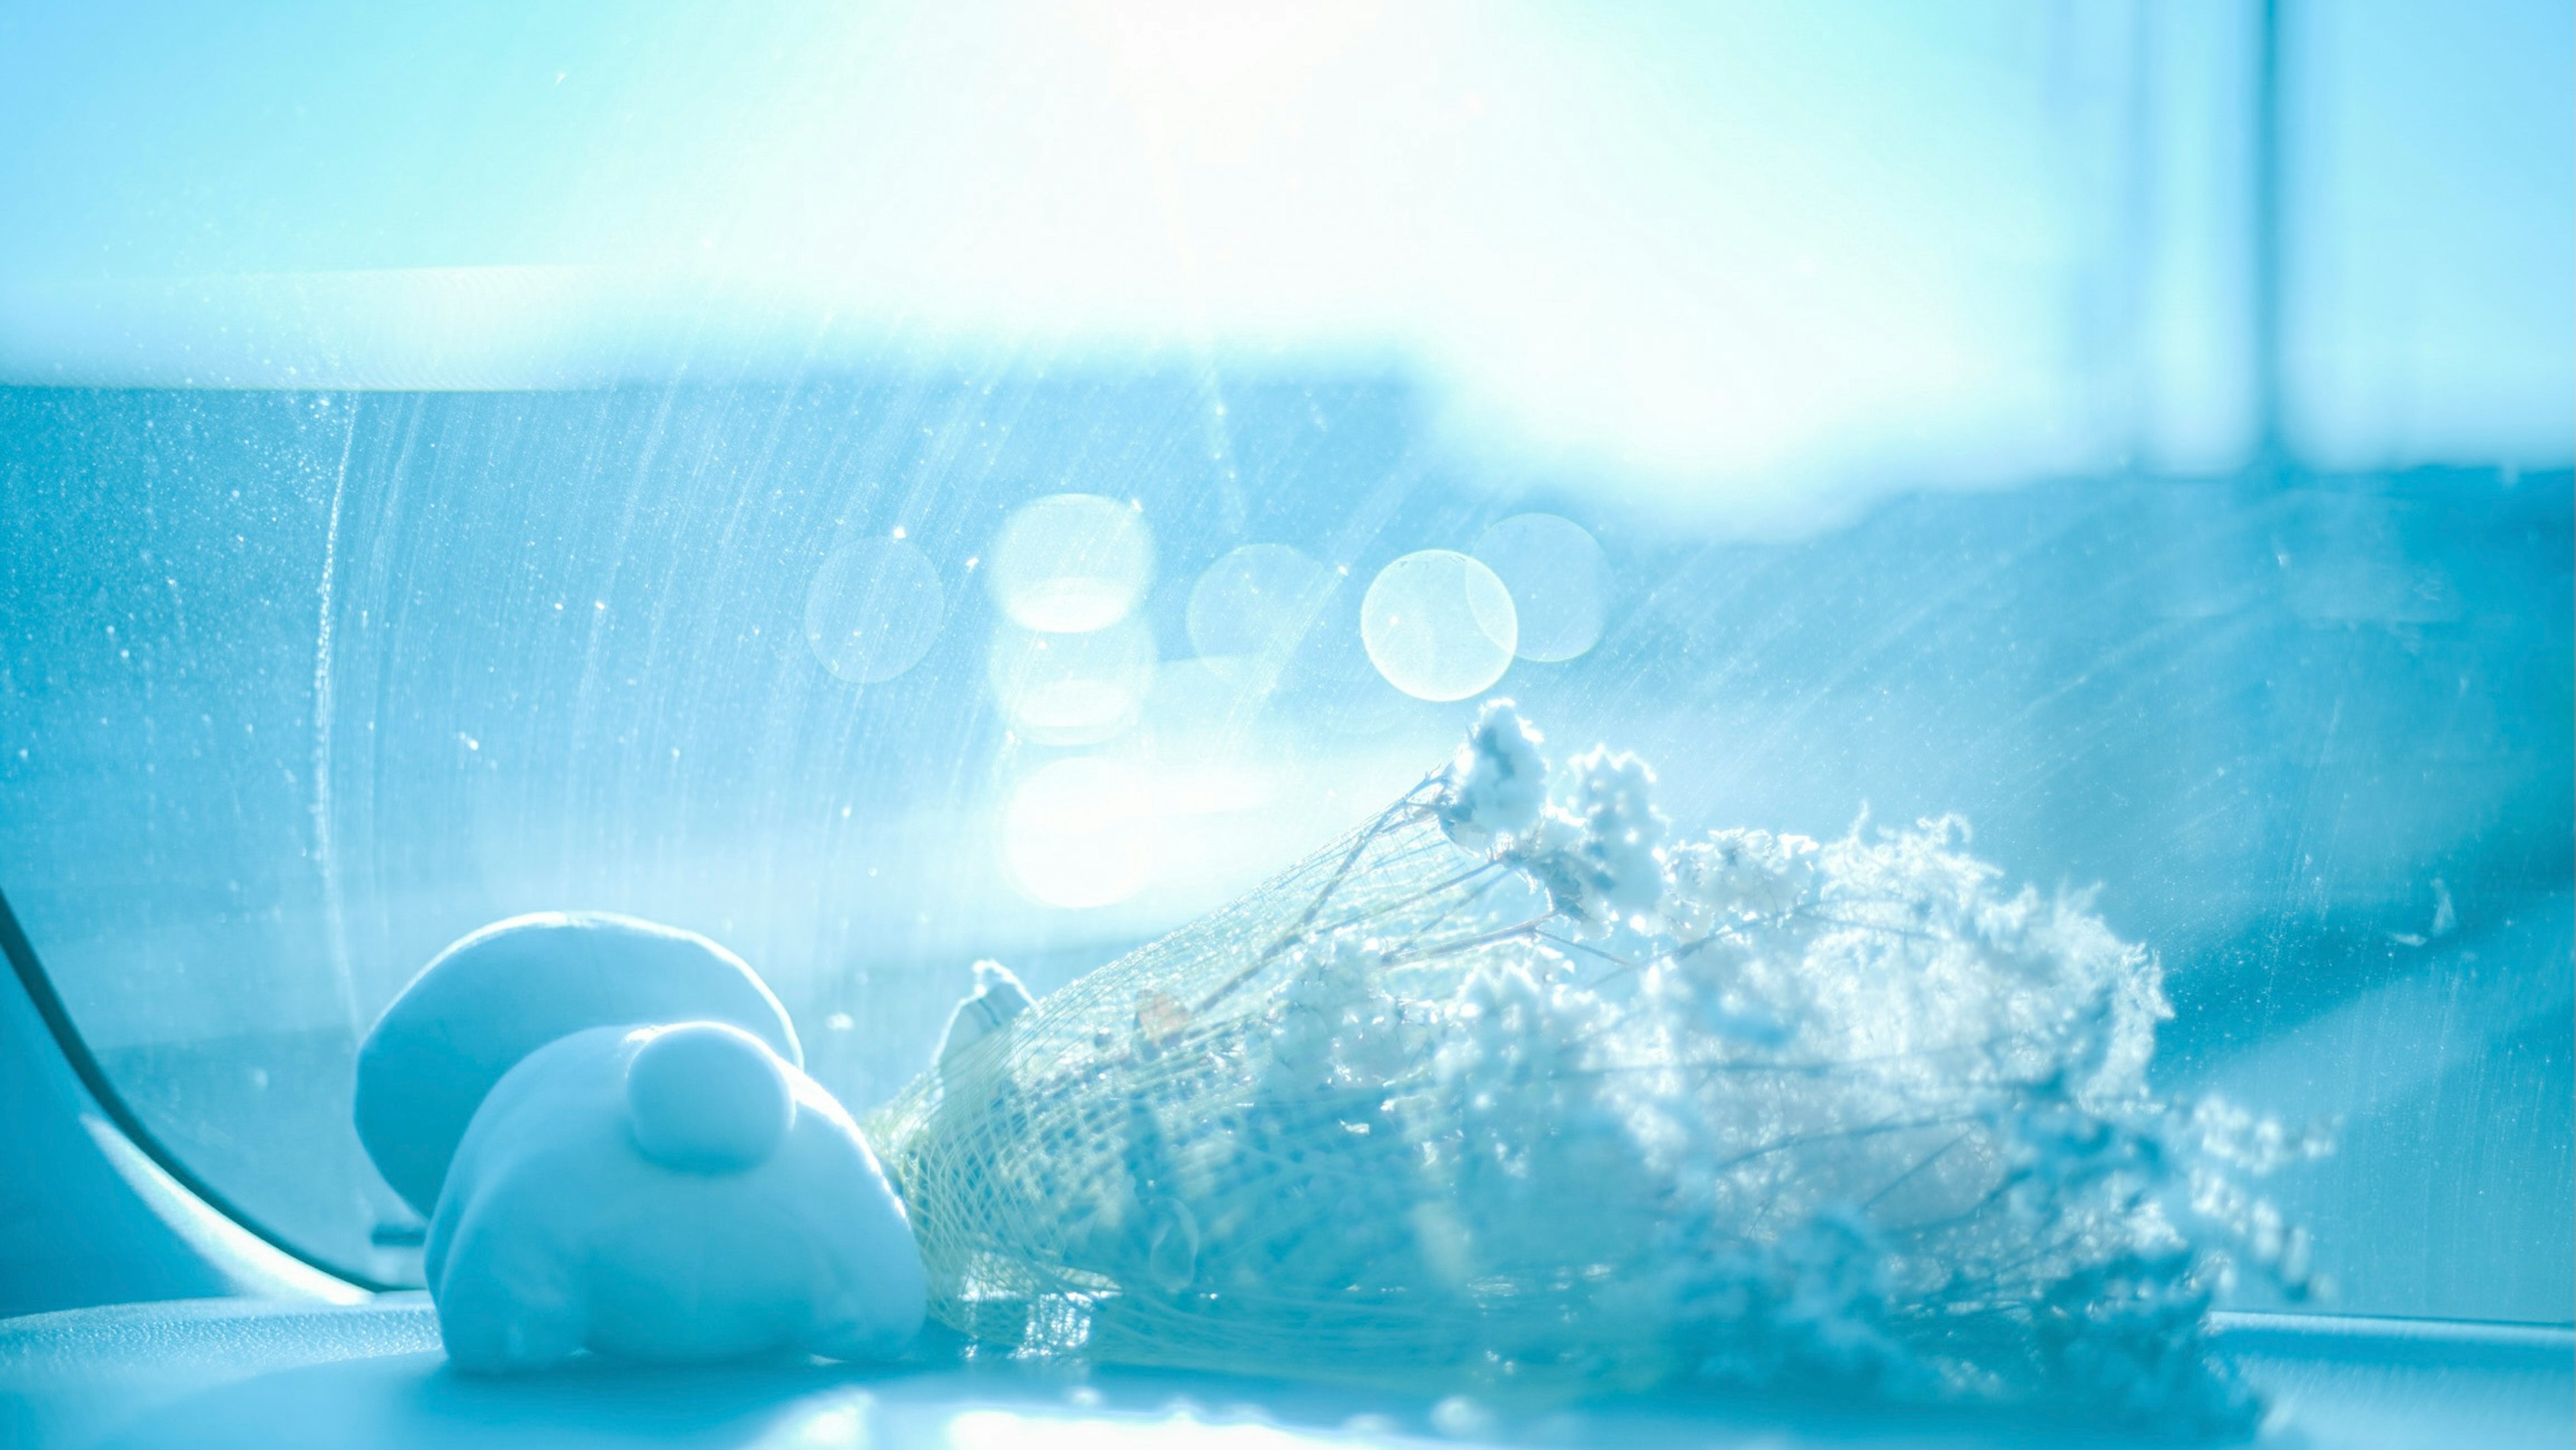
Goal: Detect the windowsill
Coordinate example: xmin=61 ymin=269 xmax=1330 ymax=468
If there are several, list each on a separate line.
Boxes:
xmin=3 ymin=1296 xmax=2567 ymax=1450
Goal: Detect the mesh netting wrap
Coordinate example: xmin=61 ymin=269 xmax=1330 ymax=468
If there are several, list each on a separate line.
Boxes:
xmin=869 ymin=706 xmax=2317 ymax=1428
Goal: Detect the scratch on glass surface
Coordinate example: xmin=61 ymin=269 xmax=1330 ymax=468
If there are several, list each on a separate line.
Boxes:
xmin=311 ymin=397 xmax=363 ymax=1037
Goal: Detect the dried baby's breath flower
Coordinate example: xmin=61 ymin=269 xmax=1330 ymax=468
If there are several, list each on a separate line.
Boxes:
xmin=871 ymin=709 xmax=2318 ymax=1432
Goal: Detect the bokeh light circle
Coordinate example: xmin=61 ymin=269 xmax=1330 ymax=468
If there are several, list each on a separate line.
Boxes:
xmin=1358 ymin=550 xmax=1518 ymax=702
xmin=987 ymin=493 xmax=1156 ymax=633
xmin=1472 ymin=513 xmax=1609 ymax=662
xmin=802 ymin=537 xmax=946 ymax=684
xmin=1002 ymin=756 xmax=1165 ymax=909
xmin=987 ymin=616 xmax=1157 ymax=745
xmin=1185 ymin=543 xmax=1338 ymax=688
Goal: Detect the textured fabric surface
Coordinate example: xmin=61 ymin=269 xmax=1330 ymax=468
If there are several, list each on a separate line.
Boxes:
xmin=0 ymin=1296 xmax=441 ymax=1447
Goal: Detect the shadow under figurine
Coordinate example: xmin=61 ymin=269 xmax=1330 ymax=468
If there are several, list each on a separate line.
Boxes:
xmin=354 ymin=911 xmax=926 ymax=1373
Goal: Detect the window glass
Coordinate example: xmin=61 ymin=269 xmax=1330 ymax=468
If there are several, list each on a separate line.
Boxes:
xmin=1 ymin=1 xmax=2567 ymax=1315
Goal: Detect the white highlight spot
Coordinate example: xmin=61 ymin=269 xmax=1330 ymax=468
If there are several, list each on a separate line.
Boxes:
xmin=803 ymin=537 xmax=945 ymax=683
xmin=1002 ymin=756 xmax=1165 ymax=909
xmin=1359 ymin=550 xmax=1517 ymax=702
xmin=988 ymin=617 xmax=1157 ymax=745
xmin=1185 ymin=543 xmax=1337 ymax=688
xmin=1473 ymin=513 xmax=1607 ymax=662
xmin=947 ymin=1408 xmax=1334 ymax=1450
xmin=988 ymin=493 xmax=1155 ymax=633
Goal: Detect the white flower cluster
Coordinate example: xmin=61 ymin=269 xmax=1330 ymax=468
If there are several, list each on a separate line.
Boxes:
xmin=1432 ymin=707 xmax=2318 ymax=1419
xmin=1435 ymin=699 xmax=1549 ymax=849
xmin=1441 ymin=700 xmax=1670 ymax=927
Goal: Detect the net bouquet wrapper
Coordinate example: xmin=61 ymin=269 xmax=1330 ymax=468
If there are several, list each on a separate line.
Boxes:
xmin=868 ymin=707 xmax=2318 ymax=1427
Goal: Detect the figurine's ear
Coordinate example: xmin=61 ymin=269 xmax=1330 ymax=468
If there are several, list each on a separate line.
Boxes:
xmin=355 ymin=913 xmax=798 ymax=1217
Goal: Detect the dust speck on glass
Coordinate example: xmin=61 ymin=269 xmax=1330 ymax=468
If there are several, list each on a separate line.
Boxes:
xmin=0 ymin=0 xmax=2568 ymax=1333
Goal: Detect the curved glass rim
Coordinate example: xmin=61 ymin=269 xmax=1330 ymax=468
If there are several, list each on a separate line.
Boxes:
xmin=0 ymin=884 xmax=394 ymax=1294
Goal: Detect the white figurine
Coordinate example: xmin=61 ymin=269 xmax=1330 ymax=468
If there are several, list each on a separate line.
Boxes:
xmin=355 ymin=913 xmax=926 ymax=1373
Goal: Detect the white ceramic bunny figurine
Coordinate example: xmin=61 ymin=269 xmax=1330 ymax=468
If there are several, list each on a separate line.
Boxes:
xmin=354 ymin=912 xmax=926 ymax=1372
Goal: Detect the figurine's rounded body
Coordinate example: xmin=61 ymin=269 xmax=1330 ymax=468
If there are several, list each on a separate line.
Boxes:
xmin=422 ymin=1022 xmax=926 ymax=1372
